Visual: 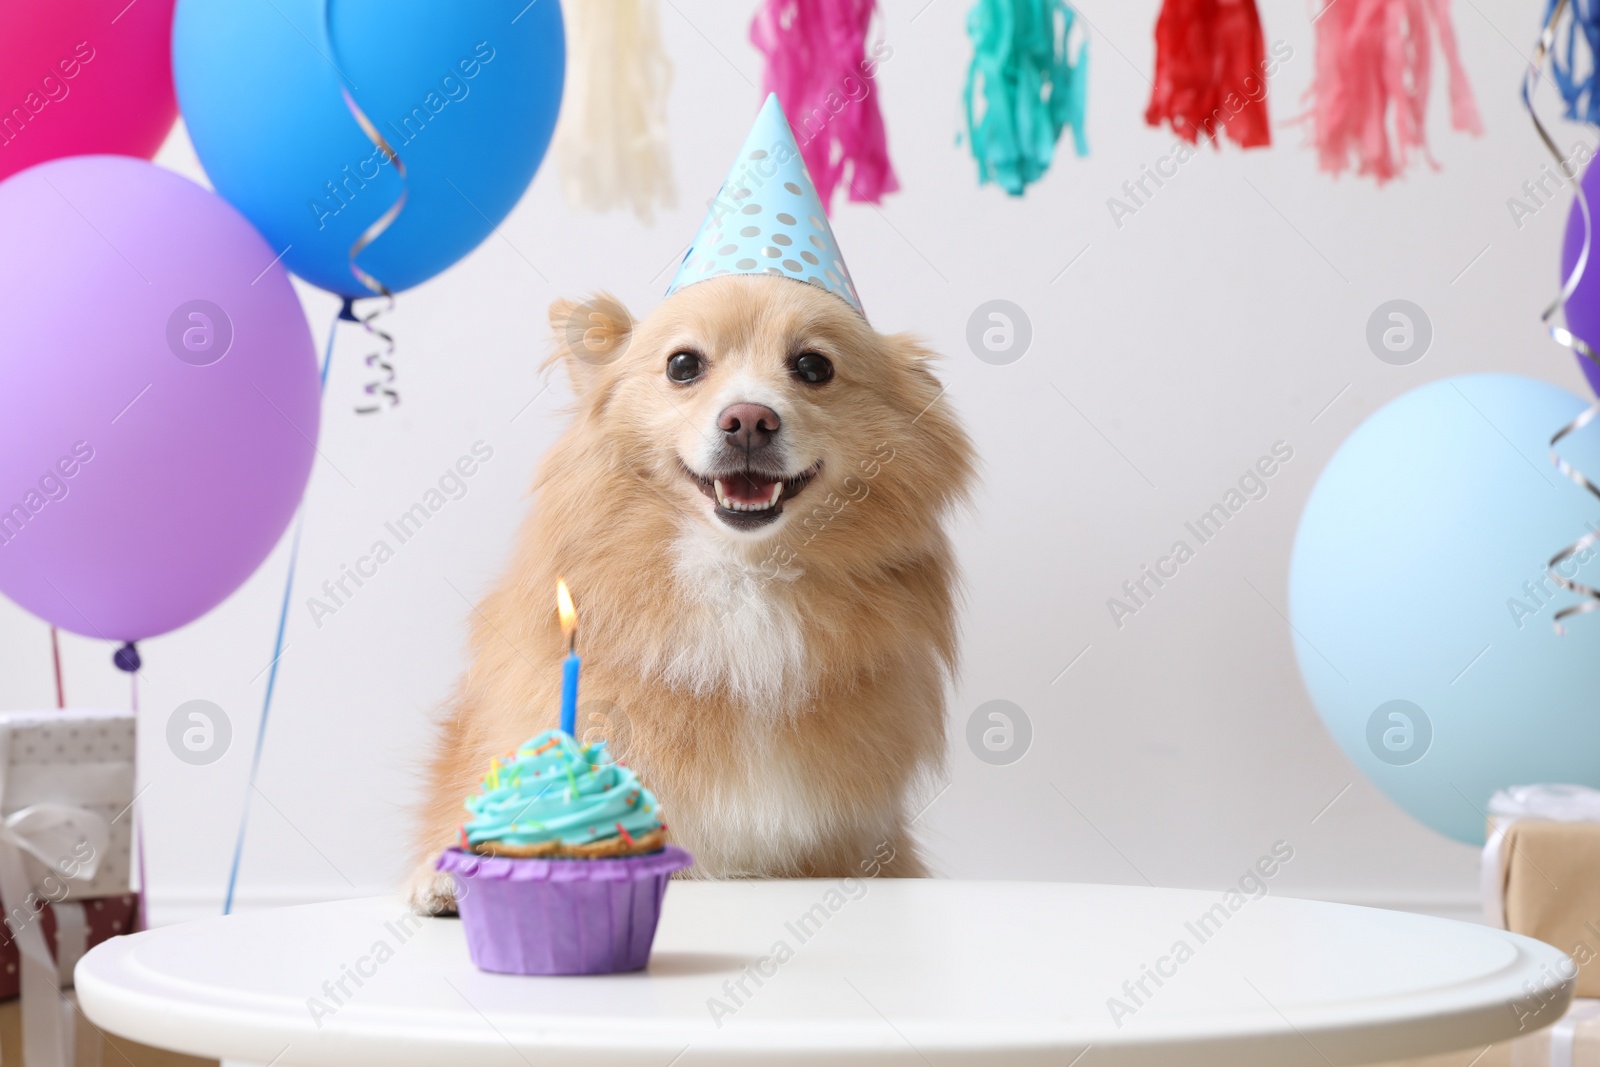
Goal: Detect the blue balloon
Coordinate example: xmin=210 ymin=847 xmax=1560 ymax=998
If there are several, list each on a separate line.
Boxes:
xmin=173 ymin=0 xmax=564 ymax=297
xmin=1291 ymin=375 xmax=1600 ymax=844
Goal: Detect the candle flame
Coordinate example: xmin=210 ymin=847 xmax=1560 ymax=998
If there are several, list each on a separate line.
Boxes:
xmin=556 ymin=578 xmax=577 ymax=638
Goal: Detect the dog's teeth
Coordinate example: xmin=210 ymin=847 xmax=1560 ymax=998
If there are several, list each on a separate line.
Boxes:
xmin=711 ymin=477 xmax=786 ymax=513
xmin=709 ymin=477 xmax=792 ymax=513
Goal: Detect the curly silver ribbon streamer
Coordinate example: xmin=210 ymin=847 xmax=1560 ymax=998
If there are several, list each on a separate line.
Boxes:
xmin=338 ymin=296 xmax=398 ymax=413
xmin=336 ymin=74 xmax=406 ymax=414
xmin=1528 ymin=0 xmax=1600 ymax=633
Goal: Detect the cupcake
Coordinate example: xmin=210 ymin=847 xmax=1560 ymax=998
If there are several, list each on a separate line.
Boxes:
xmin=436 ymin=729 xmax=692 ymax=975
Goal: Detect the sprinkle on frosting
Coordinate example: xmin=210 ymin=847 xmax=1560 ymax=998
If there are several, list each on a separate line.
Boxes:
xmin=463 ymin=729 xmax=664 ymax=853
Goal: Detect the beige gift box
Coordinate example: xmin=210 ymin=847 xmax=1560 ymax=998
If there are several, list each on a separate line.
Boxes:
xmin=1376 ymin=999 xmax=1600 ymax=1067
xmin=0 ymin=994 xmax=214 ymax=1067
xmin=1493 ymin=819 xmax=1600 ymax=998
xmin=1484 ymin=787 xmax=1600 ymax=999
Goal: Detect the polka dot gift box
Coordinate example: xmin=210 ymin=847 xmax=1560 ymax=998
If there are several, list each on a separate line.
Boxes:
xmin=667 ymin=93 xmax=864 ymax=317
xmin=0 ymin=709 xmax=135 ymax=902
xmin=0 ymin=708 xmax=136 ymax=1065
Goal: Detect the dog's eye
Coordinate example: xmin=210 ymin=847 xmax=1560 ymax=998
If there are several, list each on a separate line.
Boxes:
xmin=666 ymin=352 xmax=704 ymax=383
xmin=792 ymin=351 xmax=834 ymax=385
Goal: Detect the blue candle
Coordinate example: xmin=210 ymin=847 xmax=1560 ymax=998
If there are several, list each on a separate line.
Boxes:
xmin=557 ymin=578 xmax=580 ymax=736
xmin=560 ymin=650 xmax=580 ymax=736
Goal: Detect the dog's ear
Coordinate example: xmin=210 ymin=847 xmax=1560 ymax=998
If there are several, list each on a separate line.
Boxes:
xmin=545 ymin=294 xmax=634 ymax=396
xmin=880 ymin=331 xmax=945 ymax=386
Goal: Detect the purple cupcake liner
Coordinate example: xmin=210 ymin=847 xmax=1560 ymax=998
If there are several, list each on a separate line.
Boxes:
xmin=437 ymin=846 xmax=694 ymax=975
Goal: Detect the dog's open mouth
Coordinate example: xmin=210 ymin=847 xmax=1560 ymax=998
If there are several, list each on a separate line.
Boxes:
xmin=681 ymin=461 xmax=821 ymax=530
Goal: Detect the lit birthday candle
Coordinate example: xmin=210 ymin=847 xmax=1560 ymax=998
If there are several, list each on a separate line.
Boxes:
xmin=557 ymin=578 xmax=580 ymax=736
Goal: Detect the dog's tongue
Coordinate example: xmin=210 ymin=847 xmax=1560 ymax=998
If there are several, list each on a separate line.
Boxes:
xmin=720 ymin=472 xmax=779 ymax=505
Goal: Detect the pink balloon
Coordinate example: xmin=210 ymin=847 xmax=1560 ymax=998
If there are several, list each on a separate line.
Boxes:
xmin=0 ymin=156 xmax=320 ymax=642
xmin=0 ymin=0 xmax=178 ymax=184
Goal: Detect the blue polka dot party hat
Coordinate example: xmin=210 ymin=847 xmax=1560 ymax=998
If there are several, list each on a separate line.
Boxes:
xmin=666 ymin=93 xmax=863 ymax=317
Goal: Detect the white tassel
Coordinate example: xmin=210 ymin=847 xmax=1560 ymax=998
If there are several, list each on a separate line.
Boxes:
xmin=555 ymin=0 xmax=676 ymax=223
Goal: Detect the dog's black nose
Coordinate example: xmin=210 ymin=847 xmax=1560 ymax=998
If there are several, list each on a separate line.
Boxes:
xmin=718 ymin=403 xmax=781 ymax=450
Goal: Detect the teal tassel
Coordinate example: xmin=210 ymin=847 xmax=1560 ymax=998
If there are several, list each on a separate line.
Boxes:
xmin=963 ymin=0 xmax=1088 ymax=196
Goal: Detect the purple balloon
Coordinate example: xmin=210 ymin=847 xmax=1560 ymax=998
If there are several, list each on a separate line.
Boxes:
xmin=0 ymin=156 xmax=318 ymax=641
xmin=1562 ymin=165 xmax=1600 ymax=397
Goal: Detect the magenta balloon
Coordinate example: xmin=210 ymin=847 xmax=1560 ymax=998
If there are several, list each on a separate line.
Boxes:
xmin=0 ymin=156 xmax=319 ymax=641
xmin=0 ymin=0 xmax=179 ymax=184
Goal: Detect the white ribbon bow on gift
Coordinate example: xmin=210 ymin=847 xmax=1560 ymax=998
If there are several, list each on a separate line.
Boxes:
xmin=1480 ymin=784 xmax=1600 ymax=928
xmin=0 ymin=803 xmax=109 ymax=1067
xmin=1 ymin=805 xmax=108 ymax=883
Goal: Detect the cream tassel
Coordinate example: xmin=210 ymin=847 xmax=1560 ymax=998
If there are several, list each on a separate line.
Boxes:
xmin=555 ymin=0 xmax=676 ymax=223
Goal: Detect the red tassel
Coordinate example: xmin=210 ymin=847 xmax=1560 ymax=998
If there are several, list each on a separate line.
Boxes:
xmin=1145 ymin=0 xmax=1272 ymax=148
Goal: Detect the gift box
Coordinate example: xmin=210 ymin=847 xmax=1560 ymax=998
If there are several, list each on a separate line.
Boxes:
xmin=0 ymin=895 xmax=138 ymax=1001
xmin=1373 ymin=999 xmax=1600 ymax=1067
xmin=0 ymin=710 xmax=137 ymax=1067
xmin=1484 ymin=786 xmax=1600 ymax=999
xmin=0 ymin=992 xmax=216 ymax=1067
xmin=0 ymin=710 xmax=135 ymax=902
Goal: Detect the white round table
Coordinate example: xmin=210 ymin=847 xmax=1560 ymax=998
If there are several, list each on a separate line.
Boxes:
xmin=76 ymin=881 xmax=1571 ymax=1066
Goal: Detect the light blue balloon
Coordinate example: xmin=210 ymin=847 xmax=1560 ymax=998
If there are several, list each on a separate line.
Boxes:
xmin=1290 ymin=374 xmax=1600 ymax=844
xmin=173 ymin=0 xmax=564 ymax=297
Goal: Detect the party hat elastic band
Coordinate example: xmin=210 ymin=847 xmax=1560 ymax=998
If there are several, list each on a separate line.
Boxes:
xmin=666 ymin=93 xmax=864 ymax=317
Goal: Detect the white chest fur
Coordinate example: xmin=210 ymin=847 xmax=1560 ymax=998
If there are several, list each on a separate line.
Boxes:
xmin=655 ymin=526 xmax=889 ymax=876
xmin=662 ymin=525 xmax=808 ymax=712
xmin=682 ymin=732 xmax=832 ymax=876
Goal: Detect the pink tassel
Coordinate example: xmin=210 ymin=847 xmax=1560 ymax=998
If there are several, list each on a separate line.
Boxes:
xmin=750 ymin=0 xmax=899 ymax=212
xmin=1307 ymin=0 xmax=1483 ymax=182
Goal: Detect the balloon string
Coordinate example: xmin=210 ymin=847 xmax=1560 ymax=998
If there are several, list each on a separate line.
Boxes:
xmin=130 ymin=669 xmax=148 ymax=932
xmin=223 ymin=307 xmax=338 ymax=915
xmin=136 ymin=806 xmax=148 ymax=934
xmin=1528 ymin=0 xmax=1600 ymax=633
xmin=49 ymin=627 xmax=64 ymax=709
xmin=336 ymin=82 xmax=405 ymax=415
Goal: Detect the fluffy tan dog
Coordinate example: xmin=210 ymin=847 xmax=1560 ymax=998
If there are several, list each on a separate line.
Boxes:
xmin=409 ymin=274 xmax=973 ymax=910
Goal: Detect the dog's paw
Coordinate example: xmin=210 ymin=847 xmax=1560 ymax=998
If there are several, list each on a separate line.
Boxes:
xmin=404 ymin=862 xmax=458 ymax=917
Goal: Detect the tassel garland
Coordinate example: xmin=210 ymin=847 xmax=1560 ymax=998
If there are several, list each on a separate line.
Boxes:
xmin=1307 ymin=0 xmax=1483 ymax=182
xmin=555 ymin=0 xmax=676 ymax=223
xmin=751 ymin=0 xmax=898 ymax=212
xmin=964 ymin=0 xmax=1089 ymax=196
xmin=1145 ymin=0 xmax=1273 ymax=148
xmin=1544 ymin=0 xmax=1600 ymax=125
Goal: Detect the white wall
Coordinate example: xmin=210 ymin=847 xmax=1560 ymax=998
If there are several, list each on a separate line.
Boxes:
xmin=0 ymin=0 xmax=1575 ymax=924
